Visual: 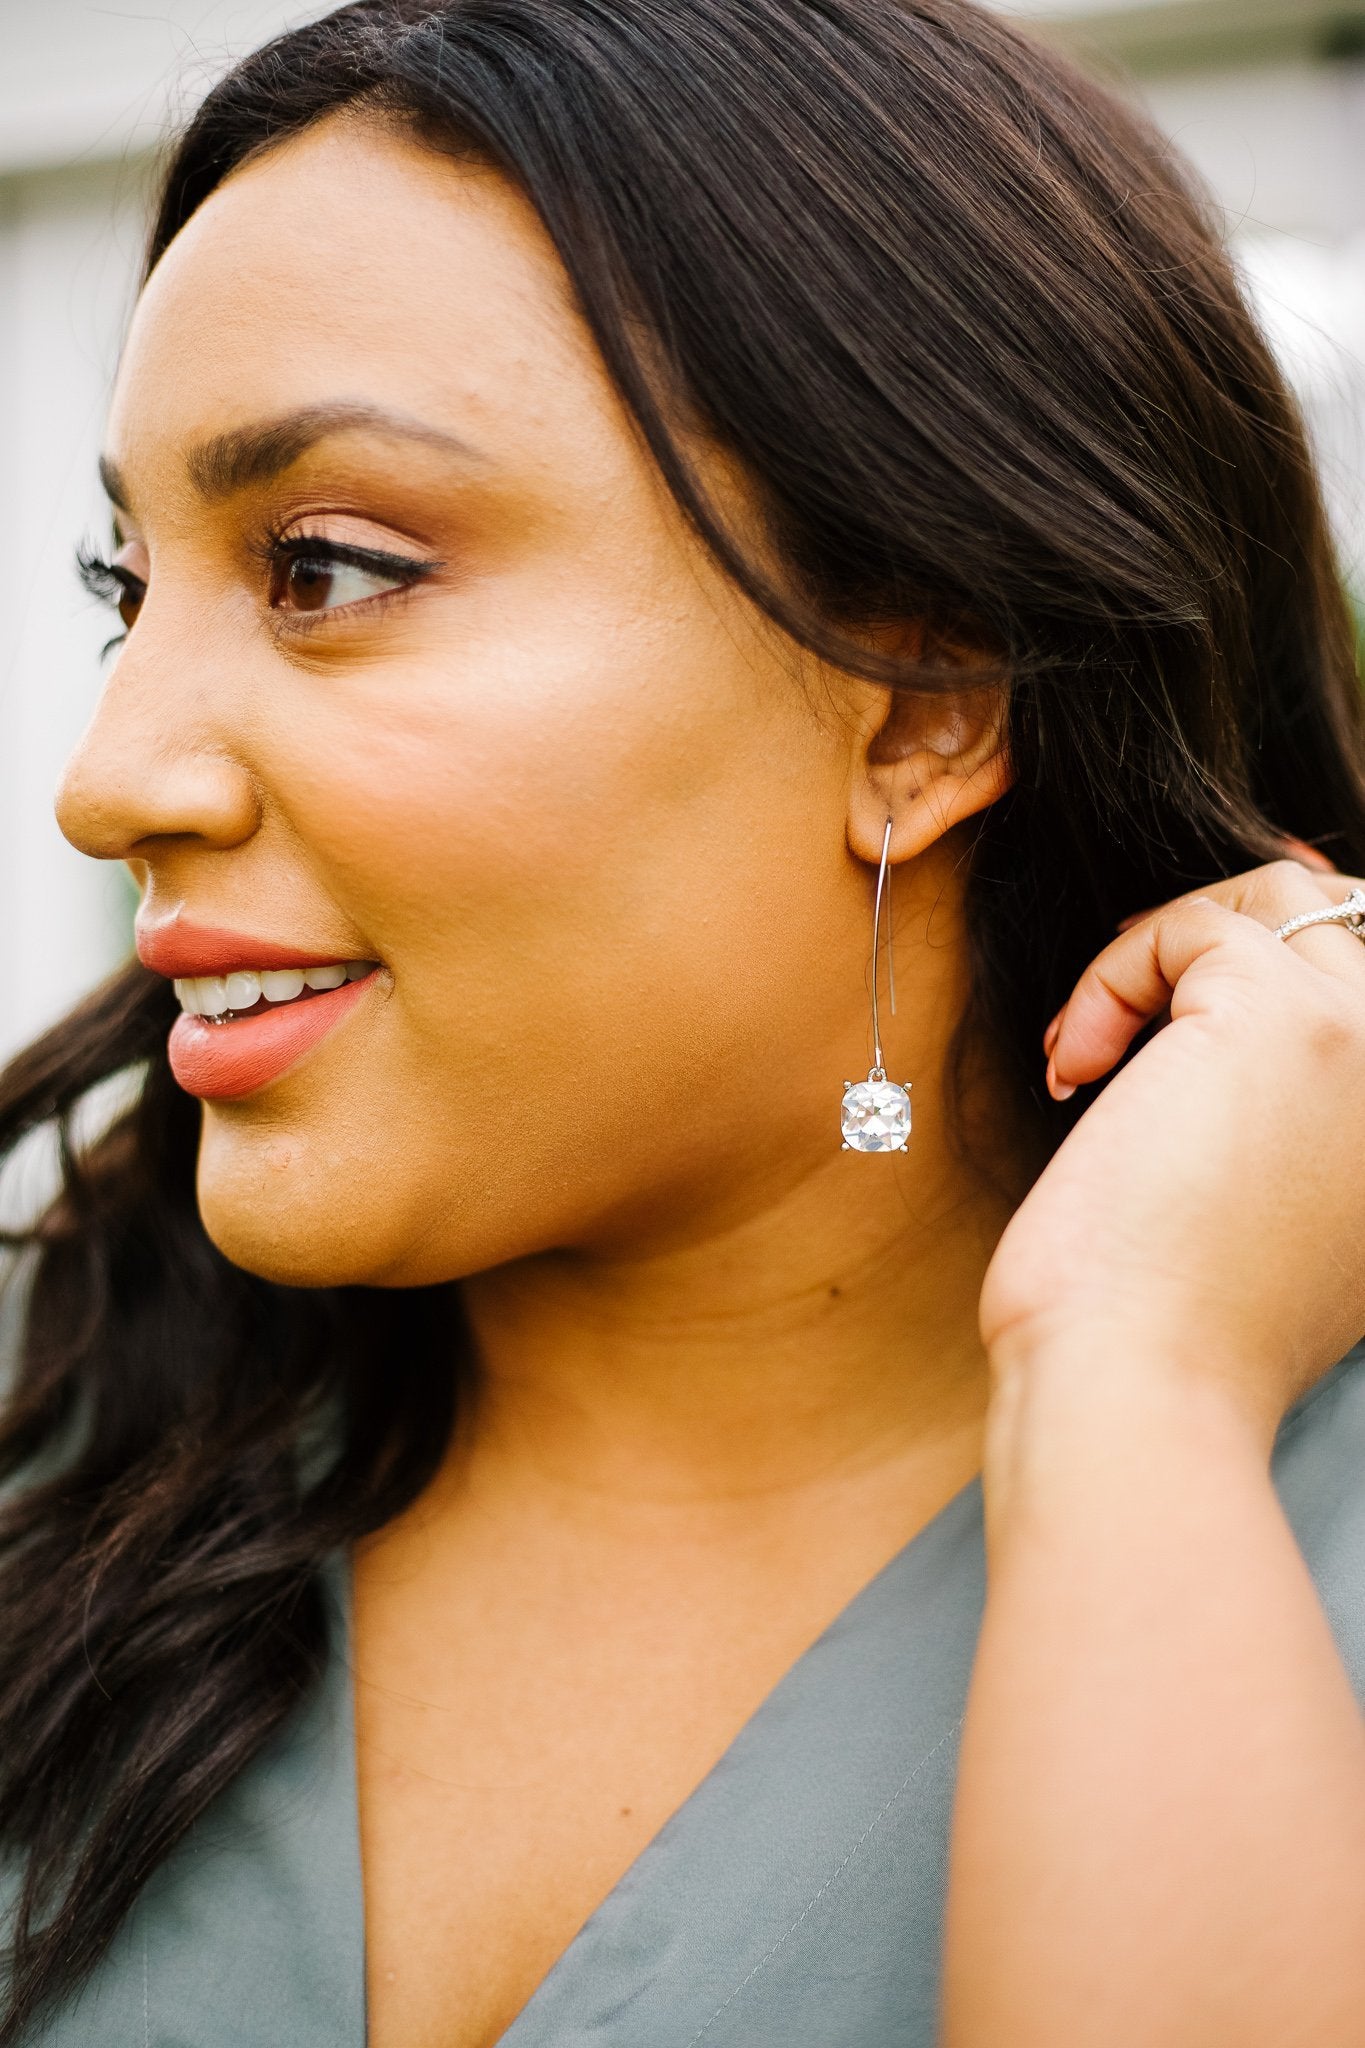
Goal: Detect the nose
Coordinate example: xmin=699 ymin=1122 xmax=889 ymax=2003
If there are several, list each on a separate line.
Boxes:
xmin=55 ymin=639 xmax=261 ymax=864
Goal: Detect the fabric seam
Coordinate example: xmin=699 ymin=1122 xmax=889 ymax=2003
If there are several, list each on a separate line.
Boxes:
xmin=683 ymin=1715 xmax=965 ymax=2047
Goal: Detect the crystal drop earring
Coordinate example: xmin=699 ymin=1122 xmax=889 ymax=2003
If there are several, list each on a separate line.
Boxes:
xmin=840 ymin=819 xmax=913 ymax=1153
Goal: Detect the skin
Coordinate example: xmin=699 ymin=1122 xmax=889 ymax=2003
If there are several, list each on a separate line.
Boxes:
xmin=947 ymin=877 xmax=1365 ymax=2047
xmin=54 ymin=111 xmax=1365 ymax=2048
xmin=58 ymin=114 xmax=1016 ymax=2048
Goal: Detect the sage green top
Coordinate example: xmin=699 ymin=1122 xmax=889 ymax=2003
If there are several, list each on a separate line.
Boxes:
xmin=5 ymin=1293 xmax=1365 ymax=2044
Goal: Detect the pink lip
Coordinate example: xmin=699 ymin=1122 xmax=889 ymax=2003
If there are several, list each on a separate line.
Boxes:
xmin=168 ymin=973 xmax=377 ymax=1100
xmin=136 ymin=920 xmax=362 ymax=980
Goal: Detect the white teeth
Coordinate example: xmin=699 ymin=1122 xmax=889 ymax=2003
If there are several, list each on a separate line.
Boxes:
xmin=302 ymin=963 xmax=347 ymax=991
xmin=261 ymin=968 xmax=305 ymax=1003
xmin=224 ymin=970 xmax=261 ymax=1012
xmin=173 ymin=960 xmax=378 ymax=1019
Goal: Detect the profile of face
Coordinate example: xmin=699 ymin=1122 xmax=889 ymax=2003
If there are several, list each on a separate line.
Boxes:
xmin=56 ymin=114 xmax=1010 ymax=1289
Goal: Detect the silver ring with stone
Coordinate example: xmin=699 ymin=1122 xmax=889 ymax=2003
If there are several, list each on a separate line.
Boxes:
xmin=1273 ymin=886 xmax=1365 ymax=945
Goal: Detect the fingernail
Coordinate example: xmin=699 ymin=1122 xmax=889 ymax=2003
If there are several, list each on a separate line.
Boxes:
xmin=1043 ymin=1009 xmax=1064 ymax=1055
xmin=1046 ymin=1058 xmax=1076 ymax=1101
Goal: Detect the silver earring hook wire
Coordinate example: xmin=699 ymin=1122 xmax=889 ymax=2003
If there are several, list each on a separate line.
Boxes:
xmin=870 ymin=818 xmax=895 ymax=1077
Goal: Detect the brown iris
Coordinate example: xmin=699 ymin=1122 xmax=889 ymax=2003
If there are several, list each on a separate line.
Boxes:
xmin=271 ymin=551 xmax=334 ymax=612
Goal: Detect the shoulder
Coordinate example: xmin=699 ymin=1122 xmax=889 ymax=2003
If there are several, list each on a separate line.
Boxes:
xmin=1271 ymin=1340 xmax=1365 ymax=1702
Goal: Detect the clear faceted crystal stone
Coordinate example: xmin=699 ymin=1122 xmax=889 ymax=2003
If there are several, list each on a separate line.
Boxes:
xmin=841 ymin=1077 xmax=912 ymax=1152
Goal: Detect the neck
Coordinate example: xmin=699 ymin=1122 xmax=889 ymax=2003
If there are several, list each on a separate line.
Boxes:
xmin=455 ymin=1081 xmax=1020 ymax=1515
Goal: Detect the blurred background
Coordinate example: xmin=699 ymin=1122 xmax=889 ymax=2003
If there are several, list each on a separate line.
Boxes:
xmin=2 ymin=0 xmax=1364 ymax=1070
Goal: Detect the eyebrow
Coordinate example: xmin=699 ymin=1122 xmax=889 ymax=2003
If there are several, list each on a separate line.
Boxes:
xmin=98 ymin=402 xmax=488 ymax=513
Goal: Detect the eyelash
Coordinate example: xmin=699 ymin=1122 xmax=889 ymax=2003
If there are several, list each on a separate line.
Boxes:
xmin=75 ymin=541 xmax=140 ymax=657
xmin=74 ymin=530 xmax=441 ymax=652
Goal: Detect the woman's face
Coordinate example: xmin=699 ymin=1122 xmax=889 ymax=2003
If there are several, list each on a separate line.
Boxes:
xmin=57 ymin=115 xmax=980 ymax=1288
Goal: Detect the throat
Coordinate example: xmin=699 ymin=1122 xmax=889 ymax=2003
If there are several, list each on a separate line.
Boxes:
xmin=352 ymin=1416 xmax=980 ymax=2048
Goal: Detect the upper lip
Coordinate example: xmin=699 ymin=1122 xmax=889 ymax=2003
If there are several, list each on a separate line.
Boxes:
xmin=135 ymin=920 xmax=367 ymax=980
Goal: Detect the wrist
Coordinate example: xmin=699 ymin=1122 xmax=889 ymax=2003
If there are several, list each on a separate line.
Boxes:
xmin=988 ymin=1318 xmax=1284 ymax=1447
xmin=982 ymin=1327 xmax=1280 ymax=1531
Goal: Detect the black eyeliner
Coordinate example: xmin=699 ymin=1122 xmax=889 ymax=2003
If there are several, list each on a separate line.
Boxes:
xmin=247 ymin=526 xmax=444 ymax=583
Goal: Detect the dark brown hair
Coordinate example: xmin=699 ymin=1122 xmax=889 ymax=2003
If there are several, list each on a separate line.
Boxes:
xmin=3 ymin=0 xmax=1364 ymax=2034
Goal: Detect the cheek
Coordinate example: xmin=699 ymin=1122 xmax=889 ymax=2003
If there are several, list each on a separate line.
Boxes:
xmin=205 ymin=583 xmax=850 ymax=1283
xmin=272 ymin=534 xmax=799 ymax=959
xmin=271 ymin=593 xmax=730 ymax=972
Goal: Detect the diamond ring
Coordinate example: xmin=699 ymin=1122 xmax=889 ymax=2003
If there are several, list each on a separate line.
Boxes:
xmin=1273 ymin=887 xmax=1365 ymax=945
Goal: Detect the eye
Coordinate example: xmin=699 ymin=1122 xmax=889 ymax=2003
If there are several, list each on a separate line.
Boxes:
xmin=75 ymin=541 xmax=145 ymax=648
xmin=267 ymin=539 xmax=437 ymax=617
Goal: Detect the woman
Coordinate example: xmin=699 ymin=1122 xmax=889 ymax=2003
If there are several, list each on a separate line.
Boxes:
xmin=2 ymin=0 xmax=1364 ymax=2041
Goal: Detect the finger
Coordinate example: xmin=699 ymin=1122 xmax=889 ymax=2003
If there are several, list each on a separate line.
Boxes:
xmin=1271 ymin=894 xmax=1365 ymax=973
xmin=1248 ymin=864 xmax=1365 ymax=975
xmin=1045 ymin=863 xmax=1365 ymax=1088
xmin=1114 ymin=862 xmax=1365 ymax=962
xmin=1277 ymin=925 xmax=1365 ymax=973
xmin=1049 ymin=895 xmax=1286 ymax=1090
xmin=1226 ymin=860 xmax=1365 ymax=928
xmin=1114 ymin=846 xmax=1342 ymax=935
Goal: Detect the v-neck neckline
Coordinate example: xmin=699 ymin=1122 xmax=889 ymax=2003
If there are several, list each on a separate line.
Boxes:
xmin=336 ymin=1461 xmax=989 ymax=2046
xmin=23 ymin=1346 xmax=1365 ymax=2046
xmin=332 ymin=1350 xmax=1365 ymax=2046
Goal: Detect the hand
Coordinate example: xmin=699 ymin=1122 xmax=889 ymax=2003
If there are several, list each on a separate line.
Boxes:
xmin=979 ymin=860 xmax=1365 ymax=1439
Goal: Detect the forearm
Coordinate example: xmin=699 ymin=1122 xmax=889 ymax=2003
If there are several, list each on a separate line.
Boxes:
xmin=940 ymin=1342 xmax=1365 ymax=2048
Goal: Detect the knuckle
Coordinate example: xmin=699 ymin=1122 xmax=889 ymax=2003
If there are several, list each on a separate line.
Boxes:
xmin=1171 ymin=892 xmax=1226 ymax=924
xmin=1253 ymin=858 xmax=1315 ymax=910
xmin=1230 ymin=857 xmax=1337 ymax=932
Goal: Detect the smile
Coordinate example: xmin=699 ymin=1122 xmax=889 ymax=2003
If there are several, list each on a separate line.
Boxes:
xmin=166 ymin=961 xmax=382 ymax=1100
xmin=173 ymin=959 xmax=379 ymax=1021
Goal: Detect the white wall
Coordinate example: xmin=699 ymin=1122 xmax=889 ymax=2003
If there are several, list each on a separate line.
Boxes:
xmin=1 ymin=0 xmax=1363 ymax=1072
xmin=0 ymin=0 xmax=330 ymax=174
xmin=1137 ymin=57 xmax=1365 ymax=579
xmin=0 ymin=160 xmax=150 ymax=1064
xmin=0 ymin=3 xmax=326 ymax=1068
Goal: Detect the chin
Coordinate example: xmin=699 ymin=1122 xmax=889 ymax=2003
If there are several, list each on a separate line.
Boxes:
xmin=192 ymin=1120 xmax=399 ymax=1289
xmin=190 ymin=1113 xmax=528 ymax=1291
xmin=196 ymin=1184 xmax=382 ymax=1290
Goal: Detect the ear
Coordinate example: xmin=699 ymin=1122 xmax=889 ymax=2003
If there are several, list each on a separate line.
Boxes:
xmin=843 ymin=627 xmax=1013 ymax=865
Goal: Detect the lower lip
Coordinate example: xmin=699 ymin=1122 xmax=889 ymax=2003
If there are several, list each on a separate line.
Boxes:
xmin=167 ymin=973 xmax=377 ymax=1101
